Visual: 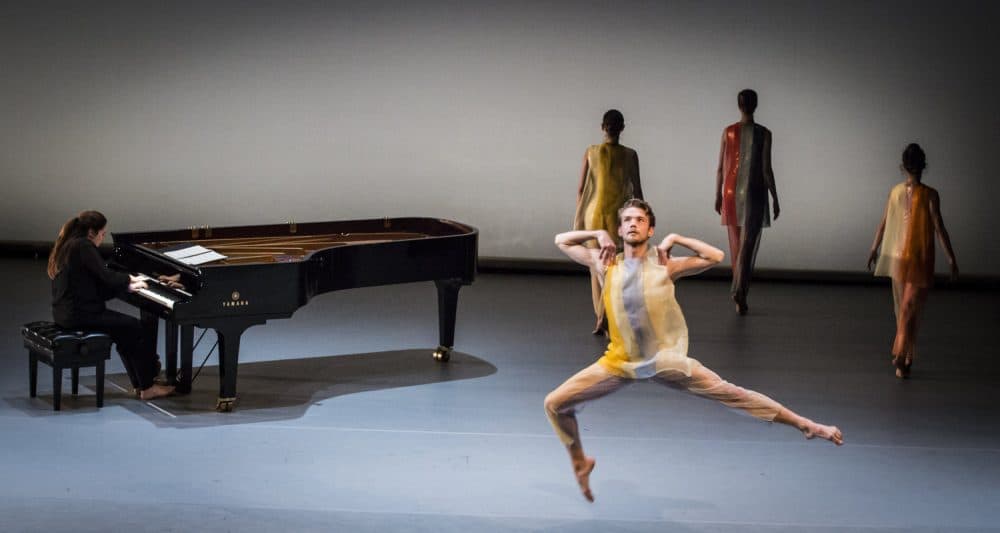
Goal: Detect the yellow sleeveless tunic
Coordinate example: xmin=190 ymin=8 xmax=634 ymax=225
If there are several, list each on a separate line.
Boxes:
xmin=573 ymin=143 xmax=641 ymax=243
xmin=874 ymin=182 xmax=936 ymax=287
xmin=597 ymin=252 xmax=694 ymax=379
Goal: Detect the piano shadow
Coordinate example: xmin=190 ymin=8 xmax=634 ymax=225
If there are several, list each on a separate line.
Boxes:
xmin=22 ymin=350 xmax=496 ymax=427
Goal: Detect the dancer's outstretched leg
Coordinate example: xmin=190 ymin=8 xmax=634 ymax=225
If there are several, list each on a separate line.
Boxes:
xmin=656 ymin=362 xmax=844 ymax=445
xmin=544 ymin=363 xmax=627 ymax=502
xmin=774 ymin=408 xmax=843 ymax=445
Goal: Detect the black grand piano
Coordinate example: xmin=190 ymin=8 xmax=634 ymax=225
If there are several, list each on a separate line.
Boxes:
xmin=111 ymin=217 xmax=478 ymax=411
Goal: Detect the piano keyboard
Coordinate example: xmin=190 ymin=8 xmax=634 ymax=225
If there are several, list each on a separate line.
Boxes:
xmin=134 ymin=275 xmax=191 ymax=310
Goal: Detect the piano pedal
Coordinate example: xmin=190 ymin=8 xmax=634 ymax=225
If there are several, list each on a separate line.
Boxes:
xmin=215 ymin=397 xmax=237 ymax=412
xmin=432 ymin=346 xmax=451 ymax=362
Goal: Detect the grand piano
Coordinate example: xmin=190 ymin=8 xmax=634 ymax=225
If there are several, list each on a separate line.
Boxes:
xmin=111 ymin=217 xmax=478 ymax=411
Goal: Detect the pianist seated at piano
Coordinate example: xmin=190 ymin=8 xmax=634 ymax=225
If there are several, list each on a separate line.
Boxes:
xmin=47 ymin=210 xmax=175 ymax=401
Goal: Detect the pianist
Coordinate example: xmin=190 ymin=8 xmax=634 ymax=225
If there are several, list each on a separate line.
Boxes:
xmin=47 ymin=211 xmax=174 ymax=400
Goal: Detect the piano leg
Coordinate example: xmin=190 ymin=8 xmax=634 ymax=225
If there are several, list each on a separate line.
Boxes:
xmin=433 ymin=279 xmax=463 ymax=362
xmin=213 ymin=322 xmax=258 ymax=412
xmin=177 ymin=325 xmax=193 ymax=394
xmin=165 ymin=321 xmax=178 ymax=388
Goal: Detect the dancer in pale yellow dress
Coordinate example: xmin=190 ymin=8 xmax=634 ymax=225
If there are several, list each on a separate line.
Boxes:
xmin=867 ymin=143 xmax=958 ymax=378
xmin=546 ymin=199 xmax=842 ymax=502
xmin=573 ymin=109 xmax=643 ymax=334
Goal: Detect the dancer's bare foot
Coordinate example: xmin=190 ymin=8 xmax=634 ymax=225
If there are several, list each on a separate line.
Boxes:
xmin=733 ymin=294 xmax=747 ymax=315
xmin=573 ymin=456 xmax=597 ymax=502
xmin=139 ymin=384 xmax=175 ymax=401
xmin=803 ymin=420 xmax=843 ymax=445
xmin=893 ymin=355 xmax=912 ymax=379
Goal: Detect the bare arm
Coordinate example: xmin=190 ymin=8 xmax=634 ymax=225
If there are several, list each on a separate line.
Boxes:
xmin=715 ymin=132 xmax=725 ymax=214
xmin=631 ymin=150 xmax=643 ymax=200
xmin=656 ymin=233 xmax=725 ymax=280
xmin=867 ymin=194 xmax=890 ymax=271
xmin=555 ymin=229 xmax=616 ymax=268
xmin=763 ymin=129 xmax=779 ymax=220
xmin=928 ymin=189 xmax=959 ymax=280
xmin=576 ymin=151 xmax=589 ymax=203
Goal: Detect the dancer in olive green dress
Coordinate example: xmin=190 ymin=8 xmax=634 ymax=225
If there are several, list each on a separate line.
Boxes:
xmin=573 ymin=109 xmax=643 ymax=334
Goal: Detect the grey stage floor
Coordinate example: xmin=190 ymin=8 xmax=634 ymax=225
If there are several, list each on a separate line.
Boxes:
xmin=1 ymin=257 xmax=998 ymax=532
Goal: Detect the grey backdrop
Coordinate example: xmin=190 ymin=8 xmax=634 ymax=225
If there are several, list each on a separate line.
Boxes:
xmin=2 ymin=0 xmax=996 ymax=274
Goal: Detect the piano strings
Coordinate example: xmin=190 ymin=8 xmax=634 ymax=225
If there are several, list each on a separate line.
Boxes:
xmin=142 ymin=232 xmax=428 ymax=265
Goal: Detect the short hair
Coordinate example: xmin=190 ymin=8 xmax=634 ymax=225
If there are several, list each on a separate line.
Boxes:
xmin=602 ymin=109 xmax=625 ymax=136
xmin=618 ymin=198 xmax=655 ymax=227
xmin=738 ymin=89 xmax=758 ymax=114
xmin=902 ymin=143 xmax=927 ymax=176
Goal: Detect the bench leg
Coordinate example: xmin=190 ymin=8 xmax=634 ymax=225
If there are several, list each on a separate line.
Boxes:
xmin=52 ymin=366 xmax=62 ymax=411
xmin=29 ymin=352 xmax=38 ymax=398
xmin=95 ymin=361 xmax=105 ymax=408
xmin=72 ymin=366 xmax=79 ymax=395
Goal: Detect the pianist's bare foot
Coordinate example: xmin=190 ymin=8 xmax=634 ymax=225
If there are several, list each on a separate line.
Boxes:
xmin=573 ymin=456 xmax=597 ymax=502
xmin=139 ymin=384 xmax=175 ymax=401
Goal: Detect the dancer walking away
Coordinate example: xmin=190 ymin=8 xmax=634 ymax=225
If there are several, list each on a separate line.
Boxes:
xmin=573 ymin=109 xmax=643 ymax=334
xmin=867 ymin=143 xmax=958 ymax=378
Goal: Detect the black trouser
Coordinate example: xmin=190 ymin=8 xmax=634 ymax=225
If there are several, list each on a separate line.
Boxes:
xmin=732 ymin=195 xmax=766 ymax=301
xmin=58 ymin=309 xmax=158 ymax=390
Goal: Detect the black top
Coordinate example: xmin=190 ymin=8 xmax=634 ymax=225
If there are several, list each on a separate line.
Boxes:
xmin=52 ymin=239 xmax=130 ymax=325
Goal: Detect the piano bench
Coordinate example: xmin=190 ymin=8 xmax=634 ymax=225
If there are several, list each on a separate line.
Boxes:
xmin=22 ymin=321 xmax=113 ymax=411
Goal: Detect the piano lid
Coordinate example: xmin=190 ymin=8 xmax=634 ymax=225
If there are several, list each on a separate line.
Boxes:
xmin=113 ymin=217 xmax=478 ymax=267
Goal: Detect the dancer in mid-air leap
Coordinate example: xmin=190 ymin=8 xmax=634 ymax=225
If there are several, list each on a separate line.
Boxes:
xmin=546 ymin=199 xmax=843 ymax=502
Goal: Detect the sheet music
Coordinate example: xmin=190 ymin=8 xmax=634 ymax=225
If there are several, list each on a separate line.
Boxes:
xmin=163 ymin=245 xmax=227 ymax=265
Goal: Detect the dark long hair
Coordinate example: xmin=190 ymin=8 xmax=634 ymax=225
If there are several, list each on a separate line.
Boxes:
xmin=47 ymin=210 xmax=107 ymax=279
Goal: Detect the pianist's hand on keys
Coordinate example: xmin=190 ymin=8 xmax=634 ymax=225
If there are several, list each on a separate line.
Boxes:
xmin=128 ymin=275 xmax=148 ymax=293
xmin=157 ymin=273 xmax=186 ymax=290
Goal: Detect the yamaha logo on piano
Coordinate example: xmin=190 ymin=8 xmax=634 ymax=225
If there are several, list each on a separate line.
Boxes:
xmin=224 ymin=290 xmax=250 ymax=308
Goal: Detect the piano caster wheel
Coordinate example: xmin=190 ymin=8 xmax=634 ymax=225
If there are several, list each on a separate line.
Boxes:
xmin=432 ymin=346 xmax=451 ymax=362
xmin=216 ymin=397 xmax=237 ymax=412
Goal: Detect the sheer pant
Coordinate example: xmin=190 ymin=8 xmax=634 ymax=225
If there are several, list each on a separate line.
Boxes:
xmin=727 ymin=215 xmax=764 ymax=301
xmin=544 ymin=360 xmax=783 ymax=446
xmin=891 ymin=278 xmax=929 ymax=361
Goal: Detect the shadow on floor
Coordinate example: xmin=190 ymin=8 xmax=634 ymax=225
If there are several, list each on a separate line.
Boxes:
xmin=11 ymin=349 xmax=496 ymax=427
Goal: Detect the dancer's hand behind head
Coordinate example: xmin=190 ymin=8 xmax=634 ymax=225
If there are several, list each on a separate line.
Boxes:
xmin=656 ymin=233 xmax=678 ymax=266
xmin=596 ymin=231 xmax=617 ymax=265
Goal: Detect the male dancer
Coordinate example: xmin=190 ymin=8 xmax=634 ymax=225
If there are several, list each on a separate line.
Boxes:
xmin=545 ymin=199 xmax=842 ymax=502
xmin=715 ymin=89 xmax=779 ymax=314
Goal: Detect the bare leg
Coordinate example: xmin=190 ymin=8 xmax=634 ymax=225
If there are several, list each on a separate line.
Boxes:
xmin=654 ymin=361 xmax=843 ymax=445
xmin=544 ymin=363 xmax=627 ymax=501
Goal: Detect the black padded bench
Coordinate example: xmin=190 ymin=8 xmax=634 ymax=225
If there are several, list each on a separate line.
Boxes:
xmin=22 ymin=321 xmax=113 ymax=410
